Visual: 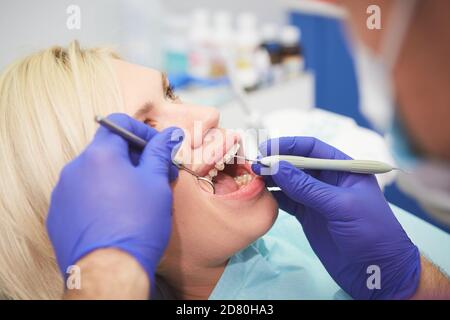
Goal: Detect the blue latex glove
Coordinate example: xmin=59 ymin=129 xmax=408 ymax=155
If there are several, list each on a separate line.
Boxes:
xmin=252 ymin=137 xmax=421 ymax=300
xmin=47 ymin=113 xmax=183 ymax=283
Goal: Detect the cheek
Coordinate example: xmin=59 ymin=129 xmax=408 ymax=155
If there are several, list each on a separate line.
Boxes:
xmin=171 ymin=172 xmax=202 ymax=217
xmin=148 ymin=107 xmax=188 ymax=132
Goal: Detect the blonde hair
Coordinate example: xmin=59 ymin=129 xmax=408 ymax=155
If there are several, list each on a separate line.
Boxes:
xmin=0 ymin=41 xmax=124 ymax=299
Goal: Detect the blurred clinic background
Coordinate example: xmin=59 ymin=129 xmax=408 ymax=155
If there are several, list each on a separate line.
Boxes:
xmin=0 ymin=0 xmax=447 ymax=232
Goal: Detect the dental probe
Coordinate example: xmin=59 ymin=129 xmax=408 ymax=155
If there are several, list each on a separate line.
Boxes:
xmin=95 ymin=115 xmax=147 ymax=149
xmin=234 ymin=155 xmax=398 ymax=174
xmin=95 ymin=115 xmax=216 ymax=193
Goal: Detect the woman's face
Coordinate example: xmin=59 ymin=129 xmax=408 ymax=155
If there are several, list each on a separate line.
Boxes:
xmin=113 ymin=60 xmax=278 ymax=275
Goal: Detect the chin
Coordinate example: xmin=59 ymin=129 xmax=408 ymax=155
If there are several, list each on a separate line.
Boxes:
xmin=229 ymin=189 xmax=279 ymax=245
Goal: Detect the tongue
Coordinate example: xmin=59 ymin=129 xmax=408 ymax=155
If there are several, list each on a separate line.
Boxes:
xmin=214 ymin=171 xmax=239 ymax=195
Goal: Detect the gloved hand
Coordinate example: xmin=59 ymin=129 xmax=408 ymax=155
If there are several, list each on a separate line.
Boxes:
xmin=47 ymin=113 xmax=183 ymax=284
xmin=252 ymin=137 xmax=421 ymax=300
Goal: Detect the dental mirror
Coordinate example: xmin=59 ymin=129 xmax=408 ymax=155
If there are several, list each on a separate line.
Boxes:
xmin=174 ymin=162 xmax=216 ymax=194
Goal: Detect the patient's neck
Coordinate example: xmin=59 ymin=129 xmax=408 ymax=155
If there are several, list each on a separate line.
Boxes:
xmin=178 ymin=262 xmax=227 ymax=300
xmin=159 ymin=257 xmax=228 ymax=300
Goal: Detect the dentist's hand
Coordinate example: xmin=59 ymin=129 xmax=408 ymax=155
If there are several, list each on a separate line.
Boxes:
xmin=252 ymin=137 xmax=420 ymax=300
xmin=47 ymin=113 xmax=183 ymax=287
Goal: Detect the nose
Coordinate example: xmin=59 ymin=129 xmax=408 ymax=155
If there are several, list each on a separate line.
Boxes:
xmin=161 ymin=103 xmax=220 ymax=149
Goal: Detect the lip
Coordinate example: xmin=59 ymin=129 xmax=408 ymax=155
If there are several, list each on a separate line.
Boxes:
xmin=177 ymin=130 xmax=266 ymax=201
xmin=208 ymin=162 xmax=266 ymax=201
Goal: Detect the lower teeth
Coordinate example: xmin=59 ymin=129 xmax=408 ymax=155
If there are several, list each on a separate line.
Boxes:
xmin=234 ymin=173 xmax=252 ymax=188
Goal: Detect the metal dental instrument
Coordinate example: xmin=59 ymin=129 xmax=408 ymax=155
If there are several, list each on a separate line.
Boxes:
xmin=171 ymin=161 xmax=216 ymax=194
xmin=95 ymin=115 xmax=216 ymax=194
xmin=95 ymin=115 xmax=147 ymax=148
xmin=234 ymin=155 xmax=399 ymax=174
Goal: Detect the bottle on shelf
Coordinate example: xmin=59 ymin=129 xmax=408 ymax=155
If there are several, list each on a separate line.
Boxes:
xmin=163 ymin=14 xmax=189 ymax=76
xmin=260 ymin=23 xmax=283 ymax=85
xmin=188 ymin=8 xmax=213 ymax=78
xmin=210 ymin=10 xmax=234 ymax=78
xmin=279 ymin=25 xmax=304 ymax=80
xmin=234 ymin=12 xmax=260 ymax=91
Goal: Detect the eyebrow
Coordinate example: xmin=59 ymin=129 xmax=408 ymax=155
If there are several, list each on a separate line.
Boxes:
xmin=132 ymin=72 xmax=166 ymax=119
xmin=133 ymin=102 xmax=153 ymax=119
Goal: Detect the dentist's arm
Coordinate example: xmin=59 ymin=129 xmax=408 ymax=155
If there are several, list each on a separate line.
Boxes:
xmin=63 ymin=249 xmax=149 ymax=300
xmin=46 ymin=113 xmax=183 ymax=299
xmin=410 ymin=256 xmax=450 ymax=300
xmin=253 ymin=136 xmax=450 ymax=300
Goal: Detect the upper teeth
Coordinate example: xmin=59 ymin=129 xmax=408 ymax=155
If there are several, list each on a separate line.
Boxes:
xmin=224 ymin=143 xmax=240 ymax=164
xmin=215 ymin=161 xmax=225 ymax=171
xmin=208 ymin=168 xmax=218 ymax=178
xmin=206 ymin=143 xmax=240 ymax=178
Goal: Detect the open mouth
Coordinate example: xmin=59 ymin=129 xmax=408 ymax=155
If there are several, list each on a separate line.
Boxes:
xmin=203 ymin=143 xmax=258 ymax=196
